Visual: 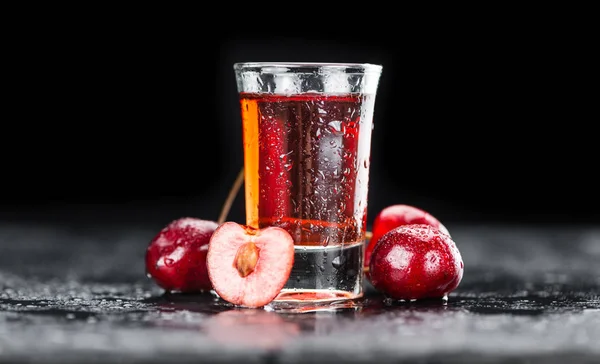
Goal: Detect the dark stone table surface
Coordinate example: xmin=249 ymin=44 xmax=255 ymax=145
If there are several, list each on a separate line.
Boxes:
xmin=1 ymin=216 xmax=599 ymax=363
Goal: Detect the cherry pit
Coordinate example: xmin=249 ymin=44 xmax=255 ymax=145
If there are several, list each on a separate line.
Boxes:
xmin=145 ymin=169 xmax=464 ymax=308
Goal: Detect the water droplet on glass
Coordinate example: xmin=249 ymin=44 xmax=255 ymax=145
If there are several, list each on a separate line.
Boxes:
xmin=332 ymin=256 xmax=346 ymax=269
xmin=327 ymin=120 xmax=344 ymax=133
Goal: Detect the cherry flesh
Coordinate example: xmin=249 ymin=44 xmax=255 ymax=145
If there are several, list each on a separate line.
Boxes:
xmin=207 ymin=221 xmax=295 ymax=308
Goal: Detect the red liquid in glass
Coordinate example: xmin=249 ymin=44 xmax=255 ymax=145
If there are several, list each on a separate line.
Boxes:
xmin=240 ymin=92 xmax=376 ymax=302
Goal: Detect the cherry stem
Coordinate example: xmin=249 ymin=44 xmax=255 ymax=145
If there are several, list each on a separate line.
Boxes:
xmin=218 ymin=167 xmax=244 ymax=225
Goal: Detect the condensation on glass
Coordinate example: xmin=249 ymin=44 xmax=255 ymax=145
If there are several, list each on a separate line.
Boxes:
xmin=234 ymin=62 xmax=382 ymax=305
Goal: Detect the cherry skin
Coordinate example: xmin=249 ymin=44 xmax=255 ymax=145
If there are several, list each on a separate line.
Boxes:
xmin=369 ymin=223 xmax=463 ymax=301
xmin=145 ymin=217 xmax=219 ymax=293
xmin=365 ymin=204 xmax=449 ymax=280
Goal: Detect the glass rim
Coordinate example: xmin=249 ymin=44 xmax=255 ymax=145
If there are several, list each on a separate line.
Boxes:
xmin=233 ymin=62 xmax=382 ymax=73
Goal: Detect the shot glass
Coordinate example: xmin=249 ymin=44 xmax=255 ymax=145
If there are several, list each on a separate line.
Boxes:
xmin=233 ymin=62 xmax=382 ymax=303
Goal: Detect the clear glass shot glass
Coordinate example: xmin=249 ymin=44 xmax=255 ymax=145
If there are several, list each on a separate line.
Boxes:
xmin=233 ymin=62 xmax=383 ymax=305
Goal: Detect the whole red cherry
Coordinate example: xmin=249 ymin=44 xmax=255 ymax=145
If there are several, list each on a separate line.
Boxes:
xmin=145 ymin=217 xmax=218 ymax=293
xmin=365 ymin=204 xmax=449 ymax=280
xmin=369 ymin=223 xmax=463 ymax=301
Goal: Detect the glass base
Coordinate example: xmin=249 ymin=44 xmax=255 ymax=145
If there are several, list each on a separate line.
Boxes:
xmin=265 ymin=289 xmax=363 ymax=313
xmin=274 ymin=288 xmax=362 ymax=303
xmin=280 ymin=241 xmax=364 ymax=302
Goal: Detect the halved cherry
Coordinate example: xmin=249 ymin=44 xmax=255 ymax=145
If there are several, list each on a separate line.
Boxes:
xmin=207 ymin=221 xmax=295 ymax=308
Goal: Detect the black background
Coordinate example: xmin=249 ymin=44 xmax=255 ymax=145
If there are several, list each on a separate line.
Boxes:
xmin=1 ymin=16 xmax=596 ymax=227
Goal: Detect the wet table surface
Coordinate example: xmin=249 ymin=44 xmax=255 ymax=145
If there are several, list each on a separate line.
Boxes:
xmin=1 ymin=220 xmax=600 ymax=364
